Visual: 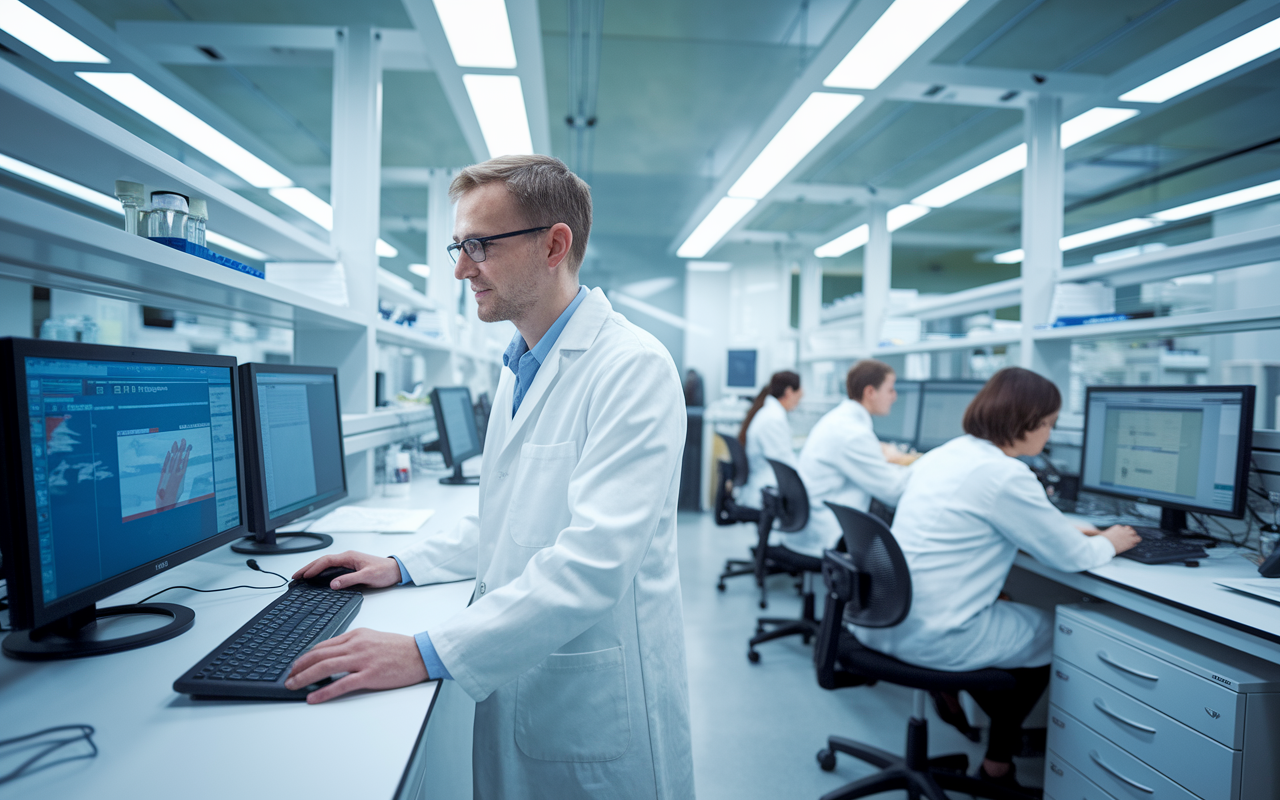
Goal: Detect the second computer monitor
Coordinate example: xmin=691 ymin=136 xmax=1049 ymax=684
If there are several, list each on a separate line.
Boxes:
xmin=233 ymin=364 xmax=346 ymax=554
xmin=914 ymin=380 xmax=985 ymax=452
xmin=872 ymin=379 xmax=921 ymax=445
xmin=432 ymin=386 xmax=482 ymax=485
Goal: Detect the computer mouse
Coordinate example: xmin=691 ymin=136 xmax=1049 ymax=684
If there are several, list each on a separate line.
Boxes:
xmin=303 ymin=566 xmax=357 ymax=588
xmin=1184 ymin=560 xmax=1200 ymax=568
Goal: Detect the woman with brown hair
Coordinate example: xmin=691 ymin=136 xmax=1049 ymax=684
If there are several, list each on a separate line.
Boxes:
xmin=737 ymin=370 xmax=802 ymax=509
xmin=852 ymin=367 xmax=1140 ymax=789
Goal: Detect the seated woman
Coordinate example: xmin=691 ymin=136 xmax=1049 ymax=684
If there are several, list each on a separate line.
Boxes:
xmin=738 ymin=370 xmax=803 ymax=509
xmin=792 ymin=360 xmax=915 ymax=558
xmin=853 ymin=367 xmax=1140 ymax=788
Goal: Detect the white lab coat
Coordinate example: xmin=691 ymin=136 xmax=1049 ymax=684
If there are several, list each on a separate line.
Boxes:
xmin=739 ymin=395 xmax=796 ymax=509
xmin=396 ymin=289 xmax=695 ymax=800
xmin=790 ymin=400 xmax=910 ymax=558
xmin=854 ymin=435 xmax=1116 ymax=672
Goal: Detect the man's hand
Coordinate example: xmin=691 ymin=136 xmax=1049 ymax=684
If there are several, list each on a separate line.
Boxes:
xmin=1099 ymin=525 xmax=1141 ymax=555
xmin=293 ymin=550 xmax=403 ymax=591
xmin=286 ymin=628 xmax=428 ymax=703
xmin=155 ymin=439 xmax=191 ymax=510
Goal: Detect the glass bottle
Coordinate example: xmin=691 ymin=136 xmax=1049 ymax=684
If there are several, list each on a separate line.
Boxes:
xmin=114 ymin=180 xmax=145 ymax=236
xmin=146 ymin=191 xmax=189 ymax=240
xmin=187 ymin=198 xmax=207 ymax=247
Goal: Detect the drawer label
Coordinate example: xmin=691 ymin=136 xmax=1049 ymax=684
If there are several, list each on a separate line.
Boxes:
xmin=1211 ymin=674 xmax=1233 ymax=687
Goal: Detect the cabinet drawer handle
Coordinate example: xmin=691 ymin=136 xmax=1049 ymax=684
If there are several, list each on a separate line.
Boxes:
xmin=1097 ymin=650 xmax=1160 ymax=681
xmin=1089 ymin=750 xmax=1155 ymax=793
xmin=1093 ymin=699 xmax=1157 ymax=734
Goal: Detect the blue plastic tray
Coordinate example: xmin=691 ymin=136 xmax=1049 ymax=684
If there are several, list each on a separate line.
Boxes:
xmin=149 ymin=236 xmax=264 ymax=279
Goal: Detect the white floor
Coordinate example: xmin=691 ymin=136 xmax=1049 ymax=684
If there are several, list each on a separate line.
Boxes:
xmin=676 ymin=510 xmax=1046 ymax=800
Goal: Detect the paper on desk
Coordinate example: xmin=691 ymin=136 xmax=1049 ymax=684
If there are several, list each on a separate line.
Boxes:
xmin=1216 ymin=578 xmax=1280 ymax=605
xmin=305 ymin=506 xmax=435 ymax=534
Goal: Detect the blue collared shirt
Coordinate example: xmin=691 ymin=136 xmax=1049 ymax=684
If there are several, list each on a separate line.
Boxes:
xmin=503 ymin=286 xmax=588 ymax=416
xmin=400 ymin=286 xmax=587 ymax=682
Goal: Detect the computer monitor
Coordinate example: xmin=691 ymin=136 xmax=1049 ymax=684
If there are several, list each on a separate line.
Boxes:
xmin=1079 ymin=385 xmax=1255 ymax=533
xmin=726 ymin=350 xmax=757 ymax=389
xmin=233 ymin=364 xmax=347 ymax=555
xmin=914 ymin=380 xmax=986 ymax=452
xmin=872 ymin=379 xmax=921 ymax=446
xmin=431 ymin=386 xmax=482 ymax=485
xmin=0 ymin=338 xmax=246 ymax=660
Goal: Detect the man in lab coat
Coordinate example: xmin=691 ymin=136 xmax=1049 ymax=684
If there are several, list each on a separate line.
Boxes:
xmin=288 ymin=155 xmax=695 ymax=799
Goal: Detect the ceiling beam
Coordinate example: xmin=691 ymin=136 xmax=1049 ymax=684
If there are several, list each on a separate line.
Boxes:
xmin=507 ymin=0 xmax=553 ymax=157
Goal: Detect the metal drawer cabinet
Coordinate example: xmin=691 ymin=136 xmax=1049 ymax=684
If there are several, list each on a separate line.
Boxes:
xmin=1048 ymin=705 xmax=1202 ymax=800
xmin=1045 ymin=749 xmax=1120 ymax=800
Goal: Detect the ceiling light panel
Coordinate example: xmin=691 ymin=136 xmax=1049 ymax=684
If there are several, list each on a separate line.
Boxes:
xmin=686 ymin=261 xmax=732 ymax=272
xmin=815 ymin=224 xmax=869 ymax=258
xmin=676 ymin=198 xmax=757 ymax=259
xmin=376 ymin=239 xmax=398 ymax=258
xmin=887 ymin=204 xmax=930 ymax=231
xmin=728 ymin=93 xmax=864 ymax=200
xmin=913 ymin=144 xmax=1026 ymax=208
xmin=1120 ymin=17 xmax=1280 ymax=103
xmin=432 ymin=0 xmax=517 ymax=69
xmin=408 ymin=263 xmax=431 ymax=278
xmin=824 ymin=0 xmax=971 ymax=90
xmin=1151 ymin=178 xmax=1280 ymax=221
xmin=269 ymin=187 xmax=333 ymax=230
xmin=0 ymin=151 xmax=120 ymax=212
xmin=0 ymin=0 xmax=109 ymax=63
xmin=1059 ymin=217 xmax=1162 ymax=250
xmin=463 ymin=74 xmax=534 ymax=158
xmin=1060 ymin=107 xmax=1139 ymax=148
xmin=77 ymin=72 xmax=292 ymax=189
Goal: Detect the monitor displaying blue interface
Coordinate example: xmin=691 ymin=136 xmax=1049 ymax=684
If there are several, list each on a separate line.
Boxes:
xmin=726 ymin=350 xmax=757 ymax=388
xmin=253 ymin=371 xmax=344 ymax=520
xmin=872 ymin=380 xmax=921 ymax=445
xmin=22 ymin=354 xmax=240 ymax=605
xmin=1080 ymin=386 xmax=1253 ymax=517
xmin=914 ymin=381 xmax=984 ymax=451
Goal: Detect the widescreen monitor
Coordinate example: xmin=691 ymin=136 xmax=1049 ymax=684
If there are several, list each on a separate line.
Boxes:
xmin=726 ymin=350 xmax=757 ymax=389
xmin=432 ymin=386 xmax=482 ymax=485
xmin=233 ymin=364 xmax=346 ymax=555
xmin=872 ymin=379 xmax=921 ymax=446
xmin=914 ymin=380 xmax=985 ymax=452
xmin=0 ymin=338 xmax=246 ymax=660
xmin=1079 ymin=385 xmax=1254 ymax=532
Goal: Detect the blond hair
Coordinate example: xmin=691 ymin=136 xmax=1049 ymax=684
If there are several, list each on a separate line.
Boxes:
xmin=450 ymin=155 xmax=592 ymax=272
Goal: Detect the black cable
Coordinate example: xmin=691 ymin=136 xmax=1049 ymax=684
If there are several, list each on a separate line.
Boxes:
xmin=134 ymin=560 xmax=288 ymax=606
xmin=0 ymin=725 xmax=97 ymax=786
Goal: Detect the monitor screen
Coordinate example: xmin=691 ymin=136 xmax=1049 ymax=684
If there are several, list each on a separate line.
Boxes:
xmin=1 ymin=339 xmax=245 ymax=638
xmin=726 ymin=350 xmax=757 ymax=388
xmin=872 ymin=380 xmax=921 ymax=445
xmin=433 ymin=386 xmax=481 ymax=467
xmin=244 ymin=367 xmax=345 ymax=527
xmin=1079 ymin=386 xmax=1254 ymax=517
xmin=914 ymin=380 xmax=985 ymax=451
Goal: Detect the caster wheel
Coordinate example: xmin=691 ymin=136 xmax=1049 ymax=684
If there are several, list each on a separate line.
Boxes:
xmin=716 ymin=583 xmax=726 ymax=592
xmin=817 ymin=749 xmax=836 ymax=771
xmin=747 ymin=650 xmax=760 ymax=664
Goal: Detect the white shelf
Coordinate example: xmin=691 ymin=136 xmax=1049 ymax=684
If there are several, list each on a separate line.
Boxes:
xmin=342 ymin=406 xmax=437 ymax=453
xmin=873 ymin=331 xmax=1022 ymax=356
xmin=377 ymin=269 xmax=436 ymax=311
xmin=0 ymin=186 xmax=364 ymax=329
xmin=0 ymin=59 xmax=334 ymax=262
xmin=1032 ymin=305 xmax=1280 ymax=343
xmin=374 ymin=319 xmax=453 ymax=352
xmin=1059 ymin=223 xmax=1280 ymax=288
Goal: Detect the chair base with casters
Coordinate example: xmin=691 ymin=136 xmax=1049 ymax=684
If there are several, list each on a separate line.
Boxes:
xmin=746 ymin=464 xmax=819 ymax=662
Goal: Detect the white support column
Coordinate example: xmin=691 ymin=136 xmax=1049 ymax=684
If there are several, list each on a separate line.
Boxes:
xmin=1019 ymin=93 xmax=1064 ymax=372
xmin=427 ymin=168 xmax=458 ymax=343
xmin=864 ymin=202 xmax=891 ymax=355
xmin=798 ymin=257 xmax=823 ymax=356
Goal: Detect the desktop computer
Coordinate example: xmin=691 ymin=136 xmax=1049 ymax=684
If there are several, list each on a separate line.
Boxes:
xmin=432 ymin=386 xmax=482 ymax=485
xmin=913 ymin=380 xmax=986 ymax=452
xmin=872 ymin=379 xmax=921 ymax=446
xmin=232 ymin=364 xmax=347 ymax=555
xmin=0 ymin=338 xmax=247 ymax=659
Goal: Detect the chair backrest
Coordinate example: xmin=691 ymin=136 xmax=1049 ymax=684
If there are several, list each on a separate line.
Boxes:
xmin=718 ymin=432 xmax=749 ymax=488
xmin=765 ymin=459 xmax=809 ymax=533
xmin=824 ymin=502 xmax=911 ymax=629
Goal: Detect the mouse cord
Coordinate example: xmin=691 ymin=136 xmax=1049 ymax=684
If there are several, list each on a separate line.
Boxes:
xmin=133 ymin=560 xmax=289 ymax=606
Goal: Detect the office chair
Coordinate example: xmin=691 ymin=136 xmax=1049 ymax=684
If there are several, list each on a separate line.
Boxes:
xmin=746 ymin=459 xmax=822 ymax=663
xmin=714 ymin=433 xmax=763 ymax=591
xmin=813 ymin=502 xmax=1038 ymax=800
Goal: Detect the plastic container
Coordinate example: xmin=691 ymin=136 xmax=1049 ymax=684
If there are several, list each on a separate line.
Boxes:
xmin=146 ymin=191 xmax=189 ymax=239
xmin=114 ymin=180 xmax=145 ymax=236
xmin=384 ymin=449 xmax=413 ymax=497
xmin=187 ymin=198 xmax=207 ymax=247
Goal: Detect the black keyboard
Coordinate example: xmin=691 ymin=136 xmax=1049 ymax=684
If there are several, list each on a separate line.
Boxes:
xmin=1118 ymin=527 xmax=1210 ymax=565
xmin=173 ymin=582 xmax=362 ymax=700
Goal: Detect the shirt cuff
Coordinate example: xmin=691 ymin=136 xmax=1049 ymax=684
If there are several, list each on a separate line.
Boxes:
xmin=414 ymin=631 xmax=453 ymax=681
xmin=392 ymin=555 xmax=412 ymax=585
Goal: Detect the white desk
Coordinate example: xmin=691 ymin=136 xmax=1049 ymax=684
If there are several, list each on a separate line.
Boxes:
xmin=0 ymin=482 xmax=479 ymax=800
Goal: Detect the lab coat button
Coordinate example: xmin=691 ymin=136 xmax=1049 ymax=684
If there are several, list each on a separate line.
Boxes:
xmin=478 ymin=582 xmax=486 ymax=594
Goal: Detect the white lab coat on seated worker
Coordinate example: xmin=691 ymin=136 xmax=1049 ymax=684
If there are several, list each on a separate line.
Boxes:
xmin=396 ymin=289 xmax=694 ymax=800
xmin=789 ymin=399 xmax=910 ymax=558
xmin=854 ymin=434 xmax=1116 ymax=673
xmin=740 ymin=394 xmax=797 ymax=509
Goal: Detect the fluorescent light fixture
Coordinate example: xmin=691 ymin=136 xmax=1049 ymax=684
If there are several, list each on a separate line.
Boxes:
xmin=431 ymin=0 xmax=517 ymax=69
xmin=686 ymin=261 xmax=731 ymax=272
xmin=887 ymin=203 xmax=930 ymax=231
xmin=269 ymin=187 xmax=333 ymax=229
xmin=913 ymin=144 xmax=1026 ymax=208
xmin=815 ymin=224 xmax=869 ymax=258
xmin=1060 ymin=107 xmax=1139 ymax=148
xmin=376 ymin=239 xmax=398 ymax=258
xmin=77 ymin=72 xmax=292 ymax=188
xmin=408 ymin=263 xmax=431 ymax=278
xmin=0 ymin=151 xmax=120 ymax=212
xmin=676 ymin=197 xmax=757 ymax=259
xmin=206 ymin=230 xmax=268 ymax=261
xmin=620 ymin=277 xmax=678 ymax=299
xmin=462 ymin=74 xmax=533 ymax=158
xmin=1059 ymin=217 xmax=1161 ymax=250
xmin=1093 ymin=242 xmax=1166 ymax=264
xmin=824 ymin=0 xmax=970 ymax=90
xmin=0 ymin=0 xmax=109 ymax=63
xmin=1120 ymin=17 xmax=1280 ymax=103
xmin=993 ymin=249 xmax=1023 ymax=263
xmin=728 ymin=92 xmax=864 ymax=200
xmin=1150 ymin=178 xmax=1280 ymax=221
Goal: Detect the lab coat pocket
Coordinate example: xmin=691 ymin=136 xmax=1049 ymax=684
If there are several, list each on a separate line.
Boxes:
xmin=508 ymin=441 xmax=578 ymax=547
xmin=515 ymin=646 xmax=631 ymax=762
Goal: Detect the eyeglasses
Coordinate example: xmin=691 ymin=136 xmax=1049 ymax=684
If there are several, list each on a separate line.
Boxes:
xmin=447 ymin=227 xmax=550 ymax=264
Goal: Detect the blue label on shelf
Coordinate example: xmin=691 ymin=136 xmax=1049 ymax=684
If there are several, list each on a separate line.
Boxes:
xmin=148 ymin=237 xmax=264 ymax=279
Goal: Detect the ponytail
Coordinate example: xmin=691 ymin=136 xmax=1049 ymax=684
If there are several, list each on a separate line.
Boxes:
xmin=738 ymin=370 xmax=801 ymax=446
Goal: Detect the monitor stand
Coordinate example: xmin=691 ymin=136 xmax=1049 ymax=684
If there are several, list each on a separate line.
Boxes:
xmin=439 ymin=462 xmax=479 ymax=486
xmin=2 ymin=602 xmax=194 ymax=661
xmin=1153 ymin=507 xmax=1215 ymax=543
xmin=231 ymin=529 xmax=333 ymax=555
